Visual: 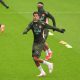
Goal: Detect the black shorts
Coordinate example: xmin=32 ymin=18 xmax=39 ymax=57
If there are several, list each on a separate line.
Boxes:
xmin=44 ymin=29 xmax=49 ymax=40
xmin=32 ymin=39 xmax=45 ymax=58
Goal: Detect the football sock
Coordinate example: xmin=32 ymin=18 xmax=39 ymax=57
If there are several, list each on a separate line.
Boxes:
xmin=48 ymin=48 xmax=52 ymax=53
xmin=43 ymin=60 xmax=50 ymax=66
xmin=38 ymin=65 xmax=45 ymax=73
xmin=45 ymin=50 xmax=48 ymax=56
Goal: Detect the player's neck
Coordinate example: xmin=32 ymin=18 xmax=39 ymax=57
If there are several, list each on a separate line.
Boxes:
xmin=38 ymin=7 xmax=44 ymax=13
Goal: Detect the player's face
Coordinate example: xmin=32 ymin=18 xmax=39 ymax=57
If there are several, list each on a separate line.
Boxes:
xmin=37 ymin=4 xmax=43 ymax=9
xmin=33 ymin=14 xmax=40 ymax=21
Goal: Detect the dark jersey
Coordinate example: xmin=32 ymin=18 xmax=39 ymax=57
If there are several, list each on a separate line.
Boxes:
xmin=38 ymin=8 xmax=56 ymax=27
xmin=23 ymin=21 xmax=54 ymax=43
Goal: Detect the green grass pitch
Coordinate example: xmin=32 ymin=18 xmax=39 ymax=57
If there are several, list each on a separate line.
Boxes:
xmin=0 ymin=0 xmax=80 ymax=80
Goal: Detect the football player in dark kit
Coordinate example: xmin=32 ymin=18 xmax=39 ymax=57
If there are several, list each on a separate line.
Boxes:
xmin=0 ymin=0 xmax=9 ymax=9
xmin=37 ymin=2 xmax=57 ymax=60
xmin=23 ymin=12 xmax=65 ymax=77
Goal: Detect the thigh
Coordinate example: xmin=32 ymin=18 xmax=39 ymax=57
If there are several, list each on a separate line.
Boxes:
xmin=32 ymin=42 xmax=44 ymax=58
xmin=44 ymin=29 xmax=49 ymax=40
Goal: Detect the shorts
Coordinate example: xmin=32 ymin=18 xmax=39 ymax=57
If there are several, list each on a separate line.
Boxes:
xmin=32 ymin=39 xmax=45 ymax=58
xmin=44 ymin=29 xmax=49 ymax=40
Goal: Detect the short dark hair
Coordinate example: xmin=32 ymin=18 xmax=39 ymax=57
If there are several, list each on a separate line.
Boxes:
xmin=33 ymin=11 xmax=39 ymax=15
xmin=37 ymin=2 xmax=44 ymax=5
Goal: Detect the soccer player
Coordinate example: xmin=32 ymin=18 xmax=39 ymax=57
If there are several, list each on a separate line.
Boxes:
xmin=37 ymin=2 xmax=57 ymax=60
xmin=0 ymin=24 xmax=5 ymax=32
xmin=0 ymin=0 xmax=9 ymax=9
xmin=23 ymin=12 xmax=65 ymax=77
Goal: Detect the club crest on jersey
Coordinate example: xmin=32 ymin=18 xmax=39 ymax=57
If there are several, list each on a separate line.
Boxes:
xmin=39 ymin=25 xmax=42 ymax=28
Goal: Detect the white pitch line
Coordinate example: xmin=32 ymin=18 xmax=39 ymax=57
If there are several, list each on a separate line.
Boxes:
xmin=0 ymin=11 xmax=33 ymax=14
xmin=59 ymin=40 xmax=72 ymax=48
xmin=1 ymin=11 xmax=80 ymax=14
xmin=65 ymin=44 xmax=72 ymax=48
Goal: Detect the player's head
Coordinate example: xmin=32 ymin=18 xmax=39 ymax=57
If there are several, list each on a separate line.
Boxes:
xmin=37 ymin=2 xmax=44 ymax=9
xmin=33 ymin=11 xmax=40 ymax=21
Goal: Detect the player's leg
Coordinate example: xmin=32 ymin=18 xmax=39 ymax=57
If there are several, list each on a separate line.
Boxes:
xmin=33 ymin=56 xmax=53 ymax=76
xmin=0 ymin=0 xmax=9 ymax=9
xmin=43 ymin=42 xmax=53 ymax=60
xmin=32 ymin=42 xmax=46 ymax=76
xmin=46 ymin=18 xmax=54 ymax=36
xmin=43 ymin=29 xmax=53 ymax=60
xmin=45 ymin=42 xmax=53 ymax=58
xmin=32 ymin=42 xmax=53 ymax=76
xmin=33 ymin=56 xmax=46 ymax=77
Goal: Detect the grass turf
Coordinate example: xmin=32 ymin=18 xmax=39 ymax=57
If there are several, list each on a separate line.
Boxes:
xmin=0 ymin=0 xmax=80 ymax=80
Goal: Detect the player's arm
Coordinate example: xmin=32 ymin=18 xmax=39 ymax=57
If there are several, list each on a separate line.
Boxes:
xmin=43 ymin=23 xmax=65 ymax=33
xmin=53 ymin=27 xmax=65 ymax=33
xmin=47 ymin=12 xmax=56 ymax=27
xmin=23 ymin=22 xmax=32 ymax=34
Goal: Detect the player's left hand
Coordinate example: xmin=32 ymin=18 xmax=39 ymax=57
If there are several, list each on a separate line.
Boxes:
xmin=60 ymin=29 xmax=65 ymax=33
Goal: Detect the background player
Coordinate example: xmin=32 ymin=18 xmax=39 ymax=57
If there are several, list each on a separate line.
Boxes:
xmin=37 ymin=2 xmax=56 ymax=60
xmin=23 ymin=12 xmax=65 ymax=77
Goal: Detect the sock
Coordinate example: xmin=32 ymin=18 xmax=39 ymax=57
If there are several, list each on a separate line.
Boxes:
xmin=43 ymin=60 xmax=50 ymax=66
xmin=48 ymin=48 xmax=52 ymax=52
xmin=38 ymin=65 xmax=45 ymax=73
xmin=45 ymin=50 xmax=48 ymax=56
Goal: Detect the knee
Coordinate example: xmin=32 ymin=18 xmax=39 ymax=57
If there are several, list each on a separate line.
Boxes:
xmin=33 ymin=56 xmax=38 ymax=62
